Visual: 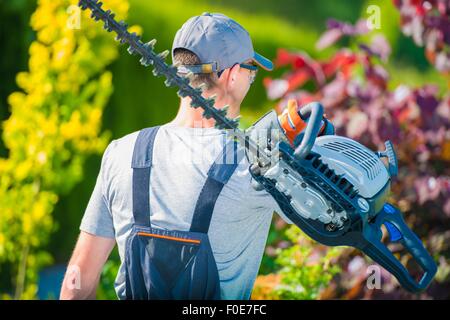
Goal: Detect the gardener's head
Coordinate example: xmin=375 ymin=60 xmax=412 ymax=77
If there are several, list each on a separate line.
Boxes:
xmin=172 ymin=12 xmax=273 ymax=107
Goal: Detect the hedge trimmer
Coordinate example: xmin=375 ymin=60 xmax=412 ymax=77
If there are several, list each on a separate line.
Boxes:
xmin=79 ymin=0 xmax=437 ymax=293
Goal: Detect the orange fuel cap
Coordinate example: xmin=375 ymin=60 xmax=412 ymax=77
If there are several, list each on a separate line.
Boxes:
xmin=279 ymin=99 xmax=308 ymax=145
xmin=279 ymin=99 xmax=327 ymax=145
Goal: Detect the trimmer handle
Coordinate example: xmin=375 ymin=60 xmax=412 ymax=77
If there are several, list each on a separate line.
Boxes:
xmin=362 ymin=203 xmax=437 ymax=292
xmin=293 ymin=102 xmax=324 ymax=159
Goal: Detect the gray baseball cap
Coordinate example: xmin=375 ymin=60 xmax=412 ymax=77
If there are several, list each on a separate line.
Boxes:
xmin=172 ymin=12 xmax=273 ymax=74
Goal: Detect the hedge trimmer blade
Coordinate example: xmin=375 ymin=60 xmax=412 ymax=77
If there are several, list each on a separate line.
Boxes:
xmin=78 ymin=0 xmax=239 ymax=131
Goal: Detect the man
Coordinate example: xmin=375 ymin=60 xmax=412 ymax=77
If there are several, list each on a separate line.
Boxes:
xmin=60 ymin=12 xmax=311 ymax=300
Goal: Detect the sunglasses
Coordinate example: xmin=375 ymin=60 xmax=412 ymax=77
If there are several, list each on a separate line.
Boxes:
xmin=240 ymin=63 xmax=258 ymax=84
xmin=217 ymin=63 xmax=259 ymax=84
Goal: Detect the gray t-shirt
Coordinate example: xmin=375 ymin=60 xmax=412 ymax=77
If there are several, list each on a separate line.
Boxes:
xmin=80 ymin=123 xmax=290 ymax=300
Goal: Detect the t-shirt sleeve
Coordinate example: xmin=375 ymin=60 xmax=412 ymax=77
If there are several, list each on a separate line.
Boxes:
xmin=265 ymin=192 xmax=293 ymax=225
xmin=80 ymin=142 xmax=116 ymax=239
xmin=246 ymin=179 xmax=293 ymax=225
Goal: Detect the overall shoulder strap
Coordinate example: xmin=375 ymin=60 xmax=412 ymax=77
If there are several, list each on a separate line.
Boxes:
xmin=131 ymin=126 xmax=161 ymax=227
xmin=189 ymin=137 xmax=244 ymax=233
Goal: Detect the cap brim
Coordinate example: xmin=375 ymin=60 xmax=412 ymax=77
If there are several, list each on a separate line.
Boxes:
xmin=253 ymin=52 xmax=273 ymax=71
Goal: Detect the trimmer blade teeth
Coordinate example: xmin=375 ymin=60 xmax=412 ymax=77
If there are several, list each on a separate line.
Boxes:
xmin=78 ymin=0 xmax=88 ymax=10
xmin=158 ymin=50 xmax=170 ymax=59
xmin=79 ymin=0 xmax=242 ymax=132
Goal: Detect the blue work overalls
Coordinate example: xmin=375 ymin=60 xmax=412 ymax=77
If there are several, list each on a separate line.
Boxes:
xmin=124 ymin=126 xmax=239 ymax=299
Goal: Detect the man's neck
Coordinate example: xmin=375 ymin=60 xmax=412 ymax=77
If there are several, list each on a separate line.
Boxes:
xmin=169 ymin=93 xmax=240 ymax=128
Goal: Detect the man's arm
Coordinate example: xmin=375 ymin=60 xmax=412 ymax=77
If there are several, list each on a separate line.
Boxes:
xmin=60 ymin=231 xmax=115 ymax=300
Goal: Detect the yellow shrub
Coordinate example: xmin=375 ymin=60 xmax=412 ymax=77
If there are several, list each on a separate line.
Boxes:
xmin=0 ymin=0 xmax=133 ymax=299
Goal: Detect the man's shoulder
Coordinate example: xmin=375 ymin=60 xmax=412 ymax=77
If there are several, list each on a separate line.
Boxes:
xmin=105 ymin=130 xmax=139 ymax=157
xmin=102 ymin=126 xmax=160 ymax=168
xmin=107 ymin=125 xmax=164 ymax=153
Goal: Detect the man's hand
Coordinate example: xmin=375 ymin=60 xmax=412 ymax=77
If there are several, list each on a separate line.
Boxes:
xmin=60 ymin=231 xmax=115 ymax=300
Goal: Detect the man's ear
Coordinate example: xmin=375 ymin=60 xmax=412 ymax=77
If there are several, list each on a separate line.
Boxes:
xmin=225 ymin=64 xmax=241 ymax=88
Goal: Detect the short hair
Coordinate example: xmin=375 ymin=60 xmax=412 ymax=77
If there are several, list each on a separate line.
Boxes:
xmin=173 ymin=48 xmax=218 ymax=90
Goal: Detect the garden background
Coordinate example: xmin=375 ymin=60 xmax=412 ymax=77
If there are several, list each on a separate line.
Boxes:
xmin=0 ymin=0 xmax=449 ymax=299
